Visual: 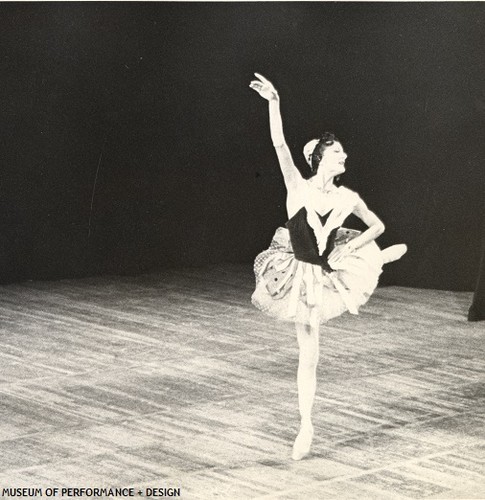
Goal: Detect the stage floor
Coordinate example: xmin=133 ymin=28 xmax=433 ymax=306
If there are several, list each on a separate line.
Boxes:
xmin=0 ymin=264 xmax=484 ymax=499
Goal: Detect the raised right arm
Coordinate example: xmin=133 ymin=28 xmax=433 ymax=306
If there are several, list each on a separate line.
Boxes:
xmin=250 ymin=74 xmax=304 ymax=193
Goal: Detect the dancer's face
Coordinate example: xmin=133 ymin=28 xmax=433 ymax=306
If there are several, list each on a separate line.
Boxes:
xmin=318 ymin=141 xmax=347 ymax=178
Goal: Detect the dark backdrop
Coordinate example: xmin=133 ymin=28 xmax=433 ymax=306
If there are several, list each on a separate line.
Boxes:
xmin=0 ymin=2 xmax=484 ymax=289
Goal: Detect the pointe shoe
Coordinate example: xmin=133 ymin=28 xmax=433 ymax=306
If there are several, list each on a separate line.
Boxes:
xmin=382 ymin=244 xmax=408 ymax=264
xmin=291 ymin=424 xmax=314 ymax=461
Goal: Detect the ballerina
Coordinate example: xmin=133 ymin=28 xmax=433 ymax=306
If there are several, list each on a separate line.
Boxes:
xmin=249 ymin=73 xmax=407 ymax=460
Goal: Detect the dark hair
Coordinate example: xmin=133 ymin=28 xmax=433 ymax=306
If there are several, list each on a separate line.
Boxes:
xmin=310 ymin=132 xmax=339 ymax=176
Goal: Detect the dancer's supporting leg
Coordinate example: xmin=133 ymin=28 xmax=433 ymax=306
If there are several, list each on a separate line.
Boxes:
xmin=292 ymin=321 xmax=319 ymax=460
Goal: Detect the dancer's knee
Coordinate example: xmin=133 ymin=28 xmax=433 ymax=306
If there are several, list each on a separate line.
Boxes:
xmin=296 ymin=322 xmax=319 ymax=367
xmin=298 ymin=342 xmax=319 ymax=368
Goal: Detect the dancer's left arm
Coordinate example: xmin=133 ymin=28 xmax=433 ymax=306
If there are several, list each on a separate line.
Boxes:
xmin=329 ymin=198 xmax=385 ymax=263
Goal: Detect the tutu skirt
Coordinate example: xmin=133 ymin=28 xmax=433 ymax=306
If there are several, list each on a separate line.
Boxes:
xmin=252 ymin=227 xmax=383 ymax=327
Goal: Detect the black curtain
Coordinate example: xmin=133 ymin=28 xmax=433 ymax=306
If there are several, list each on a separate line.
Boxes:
xmin=0 ymin=3 xmax=484 ymax=289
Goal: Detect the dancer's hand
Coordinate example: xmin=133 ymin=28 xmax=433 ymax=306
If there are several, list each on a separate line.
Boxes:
xmin=249 ymin=73 xmax=279 ymax=101
xmin=328 ymin=240 xmax=357 ymax=266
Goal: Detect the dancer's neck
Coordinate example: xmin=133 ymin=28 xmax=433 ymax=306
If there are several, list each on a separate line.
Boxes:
xmin=309 ymin=177 xmax=337 ymax=194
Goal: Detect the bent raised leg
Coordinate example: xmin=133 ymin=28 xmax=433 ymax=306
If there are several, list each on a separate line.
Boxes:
xmin=292 ymin=321 xmax=319 ymax=460
xmin=381 ymin=244 xmax=407 ymax=264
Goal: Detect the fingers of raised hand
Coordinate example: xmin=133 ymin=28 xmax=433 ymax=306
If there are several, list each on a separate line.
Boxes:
xmin=254 ymin=73 xmax=271 ymax=85
xmin=249 ymin=82 xmax=272 ymax=98
xmin=252 ymin=73 xmax=275 ymax=91
xmin=249 ymin=84 xmax=264 ymax=96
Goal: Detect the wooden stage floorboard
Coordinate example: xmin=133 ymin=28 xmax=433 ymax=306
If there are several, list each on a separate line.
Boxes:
xmin=0 ymin=264 xmax=484 ymax=499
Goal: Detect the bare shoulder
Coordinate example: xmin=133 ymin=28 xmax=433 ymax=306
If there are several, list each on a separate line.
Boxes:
xmin=286 ymin=174 xmax=307 ymax=195
xmin=286 ymin=179 xmax=308 ymax=218
xmin=338 ymin=185 xmax=362 ymax=203
xmin=338 ymin=185 xmax=357 ymax=196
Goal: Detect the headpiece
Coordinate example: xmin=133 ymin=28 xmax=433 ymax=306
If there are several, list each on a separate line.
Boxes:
xmin=303 ymin=139 xmax=319 ymax=167
xmin=303 ymin=134 xmax=336 ymax=173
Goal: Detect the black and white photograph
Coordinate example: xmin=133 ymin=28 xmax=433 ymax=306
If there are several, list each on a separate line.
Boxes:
xmin=0 ymin=2 xmax=484 ymax=499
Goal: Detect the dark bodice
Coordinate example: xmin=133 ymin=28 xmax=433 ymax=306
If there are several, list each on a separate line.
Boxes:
xmin=286 ymin=207 xmax=338 ymax=271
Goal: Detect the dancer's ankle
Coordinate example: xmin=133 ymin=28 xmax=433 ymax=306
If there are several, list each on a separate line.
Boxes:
xmin=292 ymin=422 xmax=314 ymax=460
xmin=300 ymin=419 xmax=313 ymax=430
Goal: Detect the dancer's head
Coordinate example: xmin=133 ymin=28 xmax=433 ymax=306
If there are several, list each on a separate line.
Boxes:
xmin=303 ymin=132 xmax=347 ymax=180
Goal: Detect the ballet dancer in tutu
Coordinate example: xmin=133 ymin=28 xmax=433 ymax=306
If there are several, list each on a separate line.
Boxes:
xmin=249 ymin=73 xmax=407 ymax=460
